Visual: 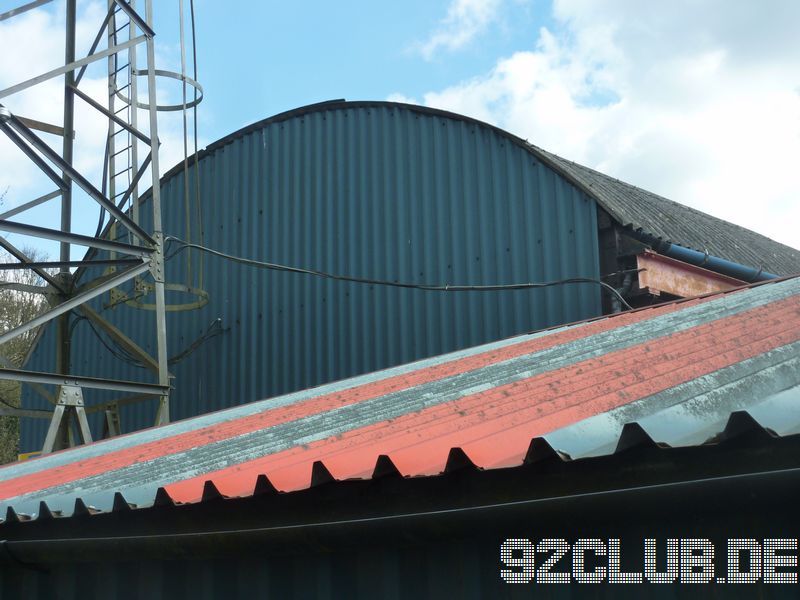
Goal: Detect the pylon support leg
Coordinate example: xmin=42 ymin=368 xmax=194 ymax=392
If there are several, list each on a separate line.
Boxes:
xmin=41 ymin=385 xmax=92 ymax=454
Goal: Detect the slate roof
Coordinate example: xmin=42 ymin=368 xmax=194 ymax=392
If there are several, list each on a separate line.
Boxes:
xmin=532 ymin=145 xmax=800 ymax=275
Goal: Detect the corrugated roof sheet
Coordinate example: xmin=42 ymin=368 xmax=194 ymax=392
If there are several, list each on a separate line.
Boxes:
xmin=152 ymin=100 xmax=800 ymax=276
xmin=22 ymin=100 xmax=604 ymax=451
xmin=532 ymin=144 xmax=800 ymax=275
xmin=2 ymin=275 xmax=800 ymax=522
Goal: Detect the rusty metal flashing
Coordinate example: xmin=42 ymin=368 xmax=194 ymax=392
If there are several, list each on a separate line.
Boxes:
xmin=637 ymin=249 xmax=746 ymax=298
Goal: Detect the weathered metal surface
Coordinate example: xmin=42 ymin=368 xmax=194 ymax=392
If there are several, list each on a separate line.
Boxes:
xmin=3 ymin=276 xmax=799 ymax=519
xmin=637 ymin=249 xmax=746 ymax=297
xmin=19 ymin=100 xmax=800 ymax=454
xmin=630 ymin=229 xmax=778 ymax=282
xmin=20 ymin=101 xmax=602 ymax=450
xmin=2 ymin=278 xmax=800 ymax=600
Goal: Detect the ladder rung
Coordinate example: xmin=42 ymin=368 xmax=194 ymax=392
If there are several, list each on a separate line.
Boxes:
xmin=114 ymin=104 xmax=130 ymax=115
xmin=113 ymin=63 xmax=130 ymax=75
xmin=113 ymin=23 xmax=130 ymax=34
xmin=113 ymin=166 xmax=132 ymax=178
xmin=111 ymin=145 xmax=132 ymax=158
xmin=115 ymin=83 xmax=131 ymax=94
xmin=111 ymin=128 xmax=128 ymax=138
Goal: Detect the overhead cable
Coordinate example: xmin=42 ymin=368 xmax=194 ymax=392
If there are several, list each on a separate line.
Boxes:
xmin=164 ymin=236 xmax=634 ymax=310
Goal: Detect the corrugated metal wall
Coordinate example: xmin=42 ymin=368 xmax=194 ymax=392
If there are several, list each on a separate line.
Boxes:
xmin=20 ymin=102 xmax=601 ymax=451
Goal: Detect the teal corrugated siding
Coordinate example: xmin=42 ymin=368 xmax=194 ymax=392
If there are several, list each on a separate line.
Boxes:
xmin=20 ymin=102 xmax=601 ymax=450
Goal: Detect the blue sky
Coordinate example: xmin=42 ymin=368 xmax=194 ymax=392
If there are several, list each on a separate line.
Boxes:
xmin=177 ymin=0 xmax=557 ymax=140
xmin=1 ymin=0 xmax=799 ymax=259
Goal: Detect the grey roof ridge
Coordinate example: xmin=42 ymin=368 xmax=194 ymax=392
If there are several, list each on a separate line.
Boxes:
xmin=524 ymin=141 xmax=799 ymax=253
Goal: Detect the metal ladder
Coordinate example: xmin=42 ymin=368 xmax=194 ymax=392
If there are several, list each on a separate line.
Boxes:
xmin=106 ymin=1 xmax=141 ymax=307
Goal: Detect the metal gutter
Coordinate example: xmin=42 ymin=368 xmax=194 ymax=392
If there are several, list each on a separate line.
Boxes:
xmin=1 ymin=462 xmax=798 ymax=564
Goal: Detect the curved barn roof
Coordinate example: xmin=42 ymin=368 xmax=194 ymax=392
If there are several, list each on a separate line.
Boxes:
xmin=156 ymin=99 xmax=800 ymax=276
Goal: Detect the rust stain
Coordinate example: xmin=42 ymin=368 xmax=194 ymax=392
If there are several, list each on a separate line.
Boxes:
xmin=638 ymin=250 xmax=746 ymax=298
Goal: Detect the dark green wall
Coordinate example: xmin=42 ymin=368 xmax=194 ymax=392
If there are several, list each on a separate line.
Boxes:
xmin=21 ymin=102 xmax=601 ymax=450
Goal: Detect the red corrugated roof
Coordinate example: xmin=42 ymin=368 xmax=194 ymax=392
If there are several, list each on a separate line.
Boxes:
xmin=1 ymin=276 xmax=799 ymax=518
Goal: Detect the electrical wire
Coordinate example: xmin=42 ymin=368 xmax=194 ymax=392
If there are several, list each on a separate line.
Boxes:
xmin=600 ymin=267 xmax=645 ymax=280
xmin=0 ymin=394 xmax=21 ymax=412
xmin=178 ymin=0 xmax=192 ymax=286
xmin=0 ymin=394 xmax=47 ymax=419
xmin=95 ymin=128 xmax=111 ymax=238
xmin=67 ymin=313 xmax=85 ymax=341
xmin=84 ymin=319 xmax=144 ymax=368
xmin=102 ymin=290 xmax=146 ymax=311
xmin=189 ymin=0 xmax=204 ymax=287
xmin=0 ymin=367 xmax=36 ymax=414
xmin=164 ymin=236 xmax=635 ymax=310
xmin=167 ymin=318 xmax=224 ymax=365
xmin=75 ymin=312 xmax=225 ymax=369
xmin=76 ymin=315 xmax=143 ymax=367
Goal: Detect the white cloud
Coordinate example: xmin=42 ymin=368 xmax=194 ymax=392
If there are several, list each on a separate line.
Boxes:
xmin=396 ymin=0 xmax=800 ymax=250
xmin=413 ymin=0 xmax=504 ymax=60
xmin=0 ymin=2 xmax=204 ymax=259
